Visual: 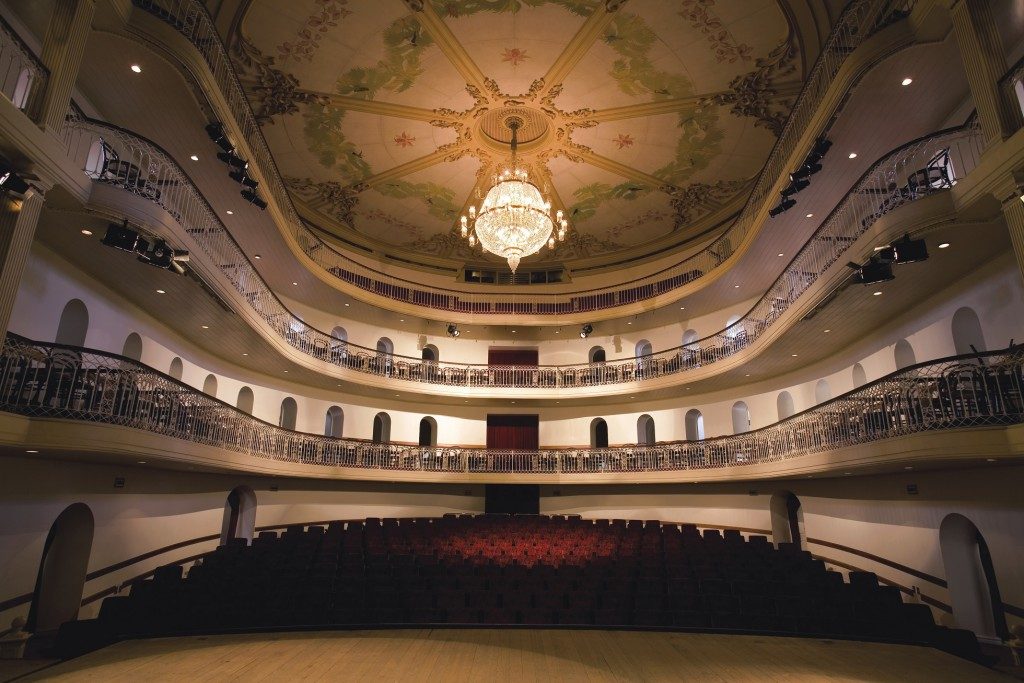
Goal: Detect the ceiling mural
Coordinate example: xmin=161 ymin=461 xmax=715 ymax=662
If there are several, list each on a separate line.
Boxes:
xmin=230 ymin=0 xmax=802 ymax=269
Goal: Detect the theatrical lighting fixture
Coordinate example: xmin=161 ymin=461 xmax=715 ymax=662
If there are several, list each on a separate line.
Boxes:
xmin=848 ymin=257 xmax=894 ymax=285
xmin=0 ymin=166 xmax=30 ymax=195
xmin=780 ymin=178 xmax=809 ymax=197
xmin=241 ymin=188 xmax=268 ymax=210
xmin=217 ymin=150 xmax=247 ymax=169
xmin=768 ymin=197 xmax=796 ymax=218
xmin=890 ymin=234 xmax=928 ymax=264
xmin=446 ymin=324 xmax=460 ymax=338
xmin=580 ymin=323 xmax=594 ymax=339
xmin=205 ymin=122 xmax=234 ymax=153
xmin=788 ymin=136 xmax=832 ymax=182
xmin=228 ymin=167 xmax=259 ymax=189
xmin=139 ymin=239 xmax=175 ymax=268
xmin=101 ymin=221 xmax=141 ymax=252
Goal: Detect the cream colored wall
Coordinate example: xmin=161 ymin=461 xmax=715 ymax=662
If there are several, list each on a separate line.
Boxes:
xmin=10 ymin=246 xmax=1024 ymax=448
xmin=0 ymin=455 xmax=483 ymax=628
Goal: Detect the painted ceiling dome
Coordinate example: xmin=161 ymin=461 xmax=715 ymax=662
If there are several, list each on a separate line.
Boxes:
xmin=230 ymin=0 xmax=806 ymax=270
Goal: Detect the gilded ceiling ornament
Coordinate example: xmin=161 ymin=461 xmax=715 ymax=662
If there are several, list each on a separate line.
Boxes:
xmin=666 ymin=179 xmax=750 ymax=227
xmin=394 ymin=132 xmax=417 ymax=148
xmin=677 ymin=0 xmax=753 ymax=64
xmin=613 ymin=133 xmax=634 ymax=149
xmin=275 ymin=0 xmax=352 ymax=64
xmin=231 ymin=37 xmax=328 ymax=124
xmin=501 ymin=48 xmax=530 ymax=67
xmin=285 ymin=177 xmax=361 ymax=226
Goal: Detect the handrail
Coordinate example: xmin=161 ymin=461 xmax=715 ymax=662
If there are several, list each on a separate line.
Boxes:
xmin=3 ymin=333 xmax=1021 ymax=474
xmin=128 ymin=0 xmax=902 ymax=315
xmin=63 ymin=112 xmax=983 ymax=389
xmin=0 ymin=13 xmax=48 ymax=119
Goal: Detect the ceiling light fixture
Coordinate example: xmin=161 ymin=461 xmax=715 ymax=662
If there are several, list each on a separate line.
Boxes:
xmin=580 ymin=323 xmax=594 ymax=339
xmin=805 ymin=213 xmax=814 ymax=218
xmin=938 ymin=242 xmax=950 ymax=249
xmin=81 ymin=229 xmax=92 ymax=236
xmin=778 ymin=253 xmax=784 ymax=257
xmin=226 ymin=210 xmax=233 ymax=215
xmin=201 ymin=325 xmax=209 ymax=329
xmin=254 ymin=254 xmax=262 ymax=259
xmin=460 ymin=116 xmax=566 ymax=272
xmin=447 ymin=323 xmax=460 ymax=338
xmin=873 ymin=290 xmax=883 ymax=296
xmin=190 ymin=155 xmax=199 ymax=161
xmin=848 ymin=152 xmax=857 ymax=159
xmin=901 ymin=77 xmax=913 ymax=86
xmin=26 ymin=449 xmax=38 ymax=453
xmin=130 ymin=64 xmax=142 ymax=73
xmin=156 ymin=289 xmax=166 ymax=294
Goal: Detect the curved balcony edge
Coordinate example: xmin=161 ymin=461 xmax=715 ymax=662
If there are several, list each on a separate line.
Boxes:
xmin=2 ymin=334 xmax=1022 ymax=483
xmin=123 ymin=0 xmax=904 ymax=319
xmin=71 ymin=114 xmax=982 ymax=396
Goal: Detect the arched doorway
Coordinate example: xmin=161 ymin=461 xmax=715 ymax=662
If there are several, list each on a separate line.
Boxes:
xmin=769 ymin=492 xmax=803 ymax=548
xmin=815 ymin=379 xmax=831 ymax=404
xmin=202 ymin=374 xmax=218 ymax=397
xmin=168 ymin=357 xmax=183 ymax=380
xmin=422 ymin=345 xmax=438 ymax=362
xmin=634 ymin=340 xmax=652 ymax=376
xmin=591 ymin=418 xmax=609 ymax=448
xmin=376 ymin=337 xmax=394 ymax=375
xmin=731 ymin=401 xmax=751 ymax=434
xmin=27 ymin=503 xmax=94 ymax=633
xmin=636 ymin=414 xmax=655 ymax=445
xmin=684 ymin=409 xmax=704 ymax=441
xmin=777 ymin=391 xmax=795 ymax=420
xmin=121 ymin=333 xmax=143 ymax=361
xmin=372 ymin=412 xmax=391 ymax=443
xmin=418 ymin=416 xmax=437 ymax=447
xmin=589 ymin=346 xmax=606 ymax=363
xmin=951 ymin=307 xmax=986 ymax=356
xmin=894 ymin=338 xmax=916 ymax=370
xmin=939 ymin=514 xmax=1008 ymax=641
xmin=236 ymin=387 xmax=254 ymax=414
xmin=55 ymin=299 xmax=89 ymax=346
xmin=852 ymin=363 xmax=867 ymax=388
xmin=325 ymin=406 xmax=344 ymax=437
xmin=221 ymin=486 xmax=257 ymax=545
xmin=279 ymin=397 xmax=297 ymax=430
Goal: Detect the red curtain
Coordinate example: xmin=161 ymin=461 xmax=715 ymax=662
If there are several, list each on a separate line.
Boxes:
xmin=488 ymin=349 xmax=538 ymax=366
xmin=487 ymin=414 xmax=539 ymax=450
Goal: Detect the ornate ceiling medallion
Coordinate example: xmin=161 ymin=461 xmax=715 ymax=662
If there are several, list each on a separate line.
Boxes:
xmin=460 ymin=116 xmax=567 ymax=273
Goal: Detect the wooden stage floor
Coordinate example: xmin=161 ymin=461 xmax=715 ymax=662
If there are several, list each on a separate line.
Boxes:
xmin=13 ymin=629 xmax=1011 ymax=682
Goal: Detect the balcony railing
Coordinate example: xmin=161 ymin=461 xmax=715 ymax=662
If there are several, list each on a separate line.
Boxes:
xmin=2 ymin=333 xmax=1021 ymax=475
xmin=64 ymin=112 xmax=982 ymax=389
xmin=129 ymin=0 xmax=903 ymax=316
xmin=0 ymin=14 xmax=47 ymax=118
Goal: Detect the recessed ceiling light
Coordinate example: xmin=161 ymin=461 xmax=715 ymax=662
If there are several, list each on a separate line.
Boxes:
xmin=630 ymin=396 xmax=635 ymax=399
xmin=844 ymin=472 xmax=852 ymax=475
xmin=26 ymin=449 xmax=38 ymax=453
xmin=226 ymin=210 xmax=234 ymax=215
xmin=777 ymin=253 xmax=784 ymax=257
xmin=190 ymin=154 xmax=199 ymax=161
xmin=512 ymin=329 xmax=517 ymax=333
xmin=848 ymin=152 xmax=857 ymax=159
xmin=904 ymin=466 xmax=913 ymax=470
xmin=201 ymin=325 xmax=209 ymax=329
xmin=744 ymin=374 xmax=750 ymax=377
xmin=138 ymin=460 xmax=147 ymax=464
xmin=805 ymin=213 xmax=813 ymax=218
xmin=243 ymin=353 xmax=248 ymax=356
xmin=627 ymin=321 xmax=632 ymax=325
xmin=791 ymin=353 xmax=798 ymax=357
xmin=399 ymin=319 xmax=405 ymax=322
xmin=395 ymin=394 xmax=400 ymax=397
xmin=344 ymin=303 xmax=350 ymax=307
xmin=938 ymin=242 xmax=950 ymax=249
xmin=130 ymin=64 xmax=142 ymax=73
xmin=555 ymin=330 xmax=560 ymax=334
xmin=873 ymin=291 xmax=882 ymax=296
xmin=511 ymin=400 xmax=516 ymax=404
xmin=156 ymin=289 xmax=166 ymax=294
xmin=679 ymin=306 xmax=685 ymax=310
xmin=80 ymin=229 xmax=93 ymax=236
xmin=734 ymin=284 xmax=740 ymax=288
xmin=292 ymin=281 xmax=298 ymax=286
xmin=986 ymin=458 xmax=996 ymax=462
xmin=901 ymin=77 xmax=913 ymax=86
xmin=254 ymin=254 xmax=262 ymax=259
xmin=823 ymin=329 xmax=831 ymax=333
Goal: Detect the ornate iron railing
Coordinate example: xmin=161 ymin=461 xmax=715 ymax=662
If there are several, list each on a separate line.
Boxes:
xmin=129 ymin=0 xmax=904 ymax=316
xmin=0 ymin=14 xmax=47 ymax=118
xmin=64 ymin=113 xmax=982 ymax=389
xmin=2 ymin=334 xmax=1021 ymax=474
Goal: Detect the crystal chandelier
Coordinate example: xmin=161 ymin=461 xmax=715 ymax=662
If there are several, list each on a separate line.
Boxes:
xmin=460 ymin=117 xmax=567 ymax=273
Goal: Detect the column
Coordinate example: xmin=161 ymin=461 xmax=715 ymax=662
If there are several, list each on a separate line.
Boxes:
xmin=1002 ymin=181 xmax=1024 ymax=287
xmin=0 ymin=188 xmax=45 ymax=338
xmin=949 ymin=0 xmax=1022 ymax=147
xmin=37 ymin=0 xmax=96 ymax=133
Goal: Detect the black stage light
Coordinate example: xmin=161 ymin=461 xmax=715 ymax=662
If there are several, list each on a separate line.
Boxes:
xmin=790 ymin=162 xmax=822 ymax=181
xmin=768 ymin=197 xmax=796 ymax=218
xmin=447 ymin=323 xmax=460 ymax=338
xmin=580 ymin=323 xmax=594 ymax=339
xmin=849 ymin=257 xmax=894 ymax=285
xmin=241 ymin=188 xmax=268 ymax=209
xmin=892 ymin=234 xmax=928 ymax=264
xmin=205 ymin=122 xmax=234 ymax=153
xmin=780 ymin=178 xmax=810 ymax=197
xmin=807 ymin=136 xmax=832 ymax=163
xmin=875 ymin=246 xmax=896 ymax=263
xmin=228 ymin=168 xmax=259 ymax=189
xmin=101 ymin=221 xmax=140 ymax=252
xmin=0 ymin=167 xmax=30 ymax=195
xmin=139 ymin=239 xmax=174 ymax=268
xmin=217 ymin=150 xmax=247 ymax=169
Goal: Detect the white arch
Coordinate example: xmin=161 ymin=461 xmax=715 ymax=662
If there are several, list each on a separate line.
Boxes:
xmin=776 ymin=391 xmax=795 ymax=420
xmin=769 ymin=491 xmax=803 ymax=548
xmin=422 ymin=344 xmax=439 ymax=362
xmin=279 ymin=397 xmax=297 ymax=430
xmin=814 ymin=379 xmax=831 ymax=404
xmin=220 ymin=486 xmax=257 ymax=545
xmin=940 ymin=513 xmax=1007 ymax=640
xmin=168 ymin=357 xmax=183 ymax=380
xmin=725 ymin=315 xmax=743 ymax=339
xmin=589 ymin=346 xmax=606 ymax=363
xmin=55 ymin=299 xmax=89 ymax=346
xmin=682 ymin=329 xmax=699 ymax=349
xmin=636 ymin=414 xmax=655 ymax=445
xmin=373 ymin=412 xmax=392 ymax=443
xmin=731 ymin=401 xmax=751 ymax=434
xmin=28 ymin=503 xmax=94 ymax=633
xmin=952 ymin=307 xmax=986 ymax=356
xmin=121 ymin=333 xmax=143 ymax=361
xmin=202 ymin=374 xmax=218 ymax=397
xmin=325 ymin=405 xmax=344 ymax=437
xmin=590 ymin=418 xmax=609 ymax=448
xmin=418 ymin=416 xmax=437 ymax=447
xmin=236 ymin=386 xmax=255 ymax=414
xmin=852 ymin=363 xmax=867 ymax=388
xmin=684 ymin=409 xmax=704 ymax=441
xmin=894 ymin=338 xmax=916 ymax=370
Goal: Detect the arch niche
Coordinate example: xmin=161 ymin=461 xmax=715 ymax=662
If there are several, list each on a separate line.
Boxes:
xmin=27 ymin=503 xmax=94 ymax=633
xmin=769 ymin=492 xmax=803 ymax=548
xmin=55 ymin=299 xmax=89 ymax=347
xmin=591 ymin=418 xmax=609 ymax=448
xmin=939 ymin=514 xmax=1008 ymax=641
xmin=221 ymin=486 xmax=257 ymax=545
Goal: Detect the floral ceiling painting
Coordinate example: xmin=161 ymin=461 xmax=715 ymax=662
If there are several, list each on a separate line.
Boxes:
xmin=230 ymin=0 xmax=803 ymax=268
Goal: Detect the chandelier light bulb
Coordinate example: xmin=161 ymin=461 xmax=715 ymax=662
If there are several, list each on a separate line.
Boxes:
xmin=548 ymin=237 xmax=555 ymax=249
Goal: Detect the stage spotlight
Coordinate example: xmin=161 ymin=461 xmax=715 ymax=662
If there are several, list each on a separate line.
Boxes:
xmin=807 ymin=136 xmax=833 ymax=163
xmin=848 ymin=257 xmax=894 ymax=285
xmin=217 ymin=150 xmax=247 ymax=169
xmin=228 ymin=167 xmax=259 ymax=189
xmin=447 ymin=324 xmax=460 ymax=338
xmin=790 ymin=162 xmax=822 ymax=181
xmin=139 ymin=239 xmax=174 ymax=268
xmin=241 ymin=188 xmax=268 ymax=209
xmin=780 ymin=178 xmax=810 ymax=197
xmin=205 ymin=122 xmax=234 ymax=153
xmin=891 ymin=234 xmax=928 ymax=264
xmin=768 ymin=197 xmax=796 ymax=218
xmin=580 ymin=323 xmax=594 ymax=339
xmin=101 ymin=221 xmax=141 ymax=252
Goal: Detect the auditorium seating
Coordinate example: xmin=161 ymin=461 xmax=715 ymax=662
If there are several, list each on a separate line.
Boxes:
xmin=85 ymin=515 xmax=983 ymax=661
